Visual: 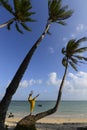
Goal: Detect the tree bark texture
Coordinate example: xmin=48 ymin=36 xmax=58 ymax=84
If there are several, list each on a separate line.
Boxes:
xmin=14 ymin=115 xmax=36 ymax=130
xmin=0 ymin=18 xmax=15 ymax=28
xmin=0 ymin=21 xmax=51 ymax=129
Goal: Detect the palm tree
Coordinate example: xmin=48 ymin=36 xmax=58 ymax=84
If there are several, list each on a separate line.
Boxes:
xmin=0 ymin=0 xmax=35 ymax=33
xmin=35 ymin=37 xmax=87 ymax=117
xmin=62 ymin=37 xmax=87 ymax=69
xmin=14 ymin=37 xmax=87 ymax=130
xmin=0 ymin=0 xmax=73 ymax=129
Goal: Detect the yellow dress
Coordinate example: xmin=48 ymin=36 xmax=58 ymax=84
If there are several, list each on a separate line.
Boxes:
xmin=28 ymin=96 xmax=36 ymax=114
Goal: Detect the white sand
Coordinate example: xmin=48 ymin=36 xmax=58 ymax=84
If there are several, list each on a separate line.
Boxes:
xmin=5 ymin=116 xmax=87 ymax=130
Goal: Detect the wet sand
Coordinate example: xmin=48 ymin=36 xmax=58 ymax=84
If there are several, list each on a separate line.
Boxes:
xmin=5 ymin=116 xmax=87 ymax=130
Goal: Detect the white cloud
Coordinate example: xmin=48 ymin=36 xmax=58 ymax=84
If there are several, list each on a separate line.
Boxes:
xmin=19 ymin=79 xmax=42 ymax=88
xmin=29 ymin=79 xmax=37 ymax=86
xmin=29 ymin=79 xmax=42 ymax=86
xmin=10 ymin=71 xmax=87 ymax=100
xmin=63 ymin=23 xmax=87 ymax=42
xmin=71 ymin=23 xmax=87 ymax=38
xmin=46 ymin=71 xmax=87 ymax=100
xmin=70 ymin=24 xmax=87 ymax=38
xmin=19 ymin=80 xmax=29 ymax=88
xmin=62 ymin=71 xmax=87 ymax=100
xmin=68 ymin=71 xmax=87 ymax=90
xmin=76 ymin=24 xmax=84 ymax=32
xmin=47 ymin=72 xmax=61 ymax=86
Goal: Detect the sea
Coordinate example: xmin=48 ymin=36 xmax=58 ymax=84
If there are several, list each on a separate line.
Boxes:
xmin=7 ymin=100 xmax=87 ymax=119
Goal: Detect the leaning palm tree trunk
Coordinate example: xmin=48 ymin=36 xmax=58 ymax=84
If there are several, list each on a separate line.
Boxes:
xmin=35 ymin=59 xmax=68 ymax=120
xmin=0 ymin=18 xmax=15 ymax=28
xmin=14 ymin=60 xmax=68 ymax=130
xmin=0 ymin=20 xmax=51 ymax=129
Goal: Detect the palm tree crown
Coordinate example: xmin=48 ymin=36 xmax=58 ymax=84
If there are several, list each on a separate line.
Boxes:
xmin=48 ymin=0 xmax=73 ymax=25
xmin=62 ymin=37 xmax=87 ymax=71
xmin=0 ymin=0 xmax=35 ymax=33
xmin=0 ymin=0 xmax=73 ymax=33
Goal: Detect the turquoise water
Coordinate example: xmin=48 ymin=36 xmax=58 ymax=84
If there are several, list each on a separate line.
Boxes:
xmin=7 ymin=101 xmax=87 ymax=118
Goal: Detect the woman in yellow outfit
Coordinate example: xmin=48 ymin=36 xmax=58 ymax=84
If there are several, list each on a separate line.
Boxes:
xmin=28 ymin=91 xmax=39 ymax=115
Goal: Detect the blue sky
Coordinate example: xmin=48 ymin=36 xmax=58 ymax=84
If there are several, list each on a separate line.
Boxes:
xmin=0 ymin=0 xmax=87 ymax=101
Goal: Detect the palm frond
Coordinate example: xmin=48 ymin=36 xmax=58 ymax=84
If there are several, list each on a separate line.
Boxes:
xmin=74 ymin=47 xmax=87 ymax=53
xmin=13 ymin=0 xmax=20 ymax=13
xmin=21 ymin=23 xmax=31 ymax=31
xmin=48 ymin=0 xmax=61 ymax=15
xmin=15 ymin=23 xmax=23 ymax=34
xmin=71 ymin=37 xmax=87 ymax=52
xmin=70 ymin=57 xmax=78 ymax=65
xmin=62 ymin=57 xmax=67 ymax=67
xmin=58 ymin=9 xmax=73 ymax=20
xmin=61 ymin=47 xmax=66 ymax=55
xmin=69 ymin=61 xmax=78 ymax=71
xmin=76 ymin=37 xmax=87 ymax=45
xmin=7 ymin=21 xmax=14 ymax=30
xmin=66 ymin=39 xmax=76 ymax=51
xmin=1 ymin=0 xmax=13 ymax=13
xmin=48 ymin=0 xmax=73 ymax=24
xmin=73 ymin=55 xmax=87 ymax=61
xmin=56 ymin=20 xmax=66 ymax=25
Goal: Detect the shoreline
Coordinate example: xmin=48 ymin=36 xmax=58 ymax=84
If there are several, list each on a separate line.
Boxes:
xmin=5 ymin=116 xmax=87 ymax=130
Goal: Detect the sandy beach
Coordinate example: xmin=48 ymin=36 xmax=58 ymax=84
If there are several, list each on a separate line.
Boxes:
xmin=5 ymin=116 xmax=87 ymax=130
xmin=5 ymin=100 xmax=87 ymax=129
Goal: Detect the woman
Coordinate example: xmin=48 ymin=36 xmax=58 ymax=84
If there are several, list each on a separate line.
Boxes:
xmin=28 ymin=91 xmax=39 ymax=115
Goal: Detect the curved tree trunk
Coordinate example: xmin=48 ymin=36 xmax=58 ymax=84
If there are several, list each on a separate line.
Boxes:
xmin=0 ymin=18 xmax=15 ymax=28
xmin=35 ymin=60 xmax=68 ymax=121
xmin=0 ymin=20 xmax=51 ymax=129
xmin=14 ymin=62 xmax=68 ymax=130
xmin=14 ymin=115 xmax=36 ymax=130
